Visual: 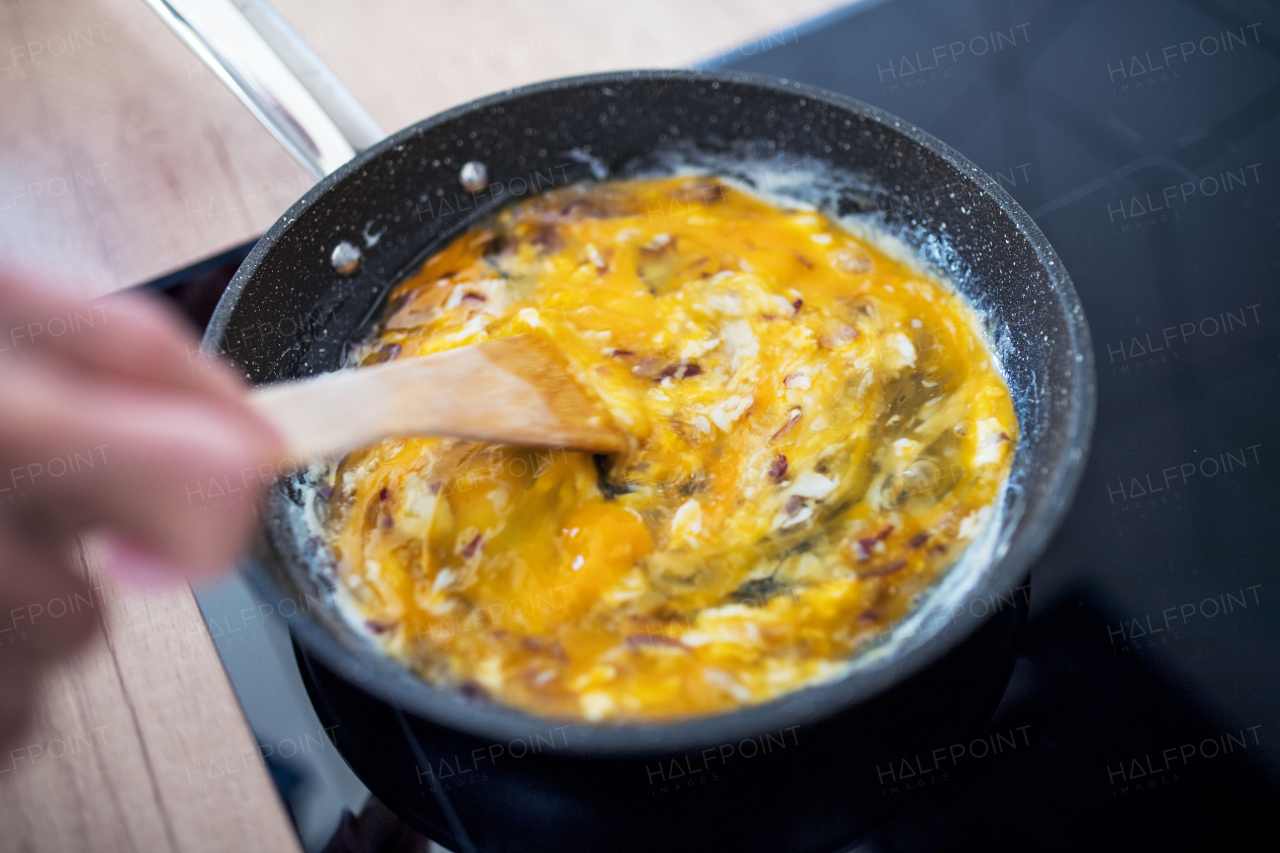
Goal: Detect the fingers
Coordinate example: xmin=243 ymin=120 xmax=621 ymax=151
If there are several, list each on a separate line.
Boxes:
xmin=0 ymin=270 xmax=282 ymax=748
xmin=56 ymin=293 xmax=248 ymax=400
xmin=0 ymin=358 xmax=286 ymax=580
xmin=0 ymin=274 xmax=286 ymax=491
xmin=0 ymin=267 xmax=93 ymax=334
xmin=0 ymin=268 xmax=251 ymax=410
xmin=0 ymin=269 xmax=287 ymax=580
xmin=76 ymin=294 xmax=287 ymax=473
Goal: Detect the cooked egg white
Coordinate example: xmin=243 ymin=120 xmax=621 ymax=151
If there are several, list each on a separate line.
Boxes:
xmin=320 ymin=175 xmax=1018 ymax=722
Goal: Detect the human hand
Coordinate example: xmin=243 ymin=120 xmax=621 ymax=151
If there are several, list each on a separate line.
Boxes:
xmin=0 ymin=269 xmax=285 ymax=745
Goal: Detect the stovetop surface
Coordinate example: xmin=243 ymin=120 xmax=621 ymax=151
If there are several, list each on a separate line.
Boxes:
xmin=716 ymin=0 xmax=1279 ymax=845
xmin=179 ymin=2 xmax=1280 ymax=849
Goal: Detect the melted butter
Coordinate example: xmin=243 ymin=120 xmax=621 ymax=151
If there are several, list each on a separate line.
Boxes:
xmin=322 ymin=176 xmax=1018 ymax=722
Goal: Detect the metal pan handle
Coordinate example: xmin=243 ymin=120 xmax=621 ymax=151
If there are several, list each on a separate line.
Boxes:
xmin=144 ymin=0 xmax=387 ymax=179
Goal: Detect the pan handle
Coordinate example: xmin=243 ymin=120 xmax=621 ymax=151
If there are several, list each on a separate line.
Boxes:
xmin=144 ymin=0 xmax=386 ymax=179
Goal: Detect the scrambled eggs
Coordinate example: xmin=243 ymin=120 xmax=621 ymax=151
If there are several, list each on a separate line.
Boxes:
xmin=320 ymin=175 xmax=1017 ymax=721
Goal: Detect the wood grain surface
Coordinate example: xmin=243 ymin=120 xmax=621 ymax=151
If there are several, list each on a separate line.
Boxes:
xmin=0 ymin=538 xmax=301 ymax=853
xmin=0 ymin=1 xmax=854 ymax=850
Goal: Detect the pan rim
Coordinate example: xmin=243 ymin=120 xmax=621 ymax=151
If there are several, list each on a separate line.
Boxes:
xmin=208 ymin=67 xmax=1096 ymax=756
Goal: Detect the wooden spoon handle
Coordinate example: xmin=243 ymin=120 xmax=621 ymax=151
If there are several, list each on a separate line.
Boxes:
xmin=250 ymin=335 xmax=626 ymax=458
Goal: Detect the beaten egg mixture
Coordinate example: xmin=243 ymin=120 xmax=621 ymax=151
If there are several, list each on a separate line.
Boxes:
xmin=320 ymin=175 xmax=1017 ymax=722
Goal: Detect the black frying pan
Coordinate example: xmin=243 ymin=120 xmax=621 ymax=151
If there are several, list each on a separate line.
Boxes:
xmin=202 ymin=69 xmax=1094 ymax=852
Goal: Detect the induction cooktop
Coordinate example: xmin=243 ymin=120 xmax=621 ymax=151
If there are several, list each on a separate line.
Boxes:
xmin=176 ymin=0 xmax=1280 ymax=849
xmin=714 ymin=0 xmax=1280 ymax=847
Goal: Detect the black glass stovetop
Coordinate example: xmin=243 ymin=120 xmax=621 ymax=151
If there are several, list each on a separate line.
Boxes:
xmin=707 ymin=0 xmax=1280 ymax=846
xmin=166 ymin=1 xmax=1280 ymax=849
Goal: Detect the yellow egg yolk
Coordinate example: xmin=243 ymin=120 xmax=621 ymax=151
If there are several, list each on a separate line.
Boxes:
xmin=321 ymin=175 xmax=1018 ymax=722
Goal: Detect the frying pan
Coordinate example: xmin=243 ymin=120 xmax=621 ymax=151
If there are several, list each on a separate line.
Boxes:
xmin=153 ymin=2 xmax=1095 ymax=850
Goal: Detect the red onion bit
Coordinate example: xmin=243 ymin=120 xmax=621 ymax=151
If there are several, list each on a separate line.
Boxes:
xmin=855 ymin=525 xmax=896 ymax=561
xmin=655 ymin=363 xmax=704 ymax=381
xmin=768 ymin=455 xmax=788 ymax=481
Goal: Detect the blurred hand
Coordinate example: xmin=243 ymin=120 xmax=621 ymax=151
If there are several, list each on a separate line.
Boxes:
xmin=0 ymin=270 xmax=285 ymax=747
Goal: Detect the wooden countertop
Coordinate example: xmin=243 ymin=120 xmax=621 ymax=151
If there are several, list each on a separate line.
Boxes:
xmin=0 ymin=1 xmax=852 ymax=850
xmin=0 ymin=539 xmax=304 ymax=852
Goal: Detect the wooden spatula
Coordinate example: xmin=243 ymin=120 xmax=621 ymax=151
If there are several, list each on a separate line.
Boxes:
xmin=250 ymin=334 xmax=626 ymax=458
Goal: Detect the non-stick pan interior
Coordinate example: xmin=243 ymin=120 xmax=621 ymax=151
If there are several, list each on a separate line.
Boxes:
xmin=205 ymin=70 xmax=1094 ymax=754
